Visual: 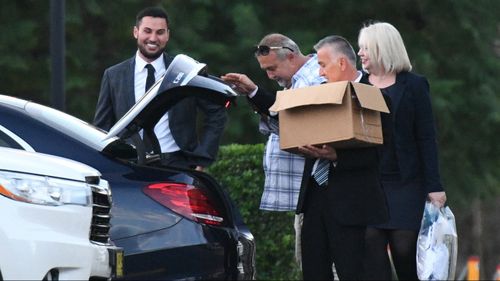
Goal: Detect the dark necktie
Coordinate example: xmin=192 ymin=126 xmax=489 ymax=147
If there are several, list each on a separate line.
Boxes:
xmin=145 ymin=64 xmax=155 ymax=92
xmin=143 ymin=64 xmax=156 ymax=153
xmin=313 ymin=159 xmax=330 ymax=187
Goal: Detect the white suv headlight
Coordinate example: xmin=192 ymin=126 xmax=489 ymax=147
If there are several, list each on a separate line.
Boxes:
xmin=0 ymin=171 xmax=91 ymax=206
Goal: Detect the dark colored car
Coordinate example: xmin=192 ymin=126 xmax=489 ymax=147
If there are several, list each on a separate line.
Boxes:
xmin=0 ymin=55 xmax=255 ymax=280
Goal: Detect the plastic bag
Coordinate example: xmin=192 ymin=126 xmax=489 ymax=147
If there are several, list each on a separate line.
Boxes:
xmin=416 ymin=202 xmax=458 ymax=280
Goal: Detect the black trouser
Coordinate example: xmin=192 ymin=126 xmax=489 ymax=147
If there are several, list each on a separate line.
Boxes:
xmin=301 ymin=179 xmax=366 ymax=280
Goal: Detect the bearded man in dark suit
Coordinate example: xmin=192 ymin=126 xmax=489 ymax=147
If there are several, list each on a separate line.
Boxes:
xmin=94 ymin=7 xmax=226 ymax=170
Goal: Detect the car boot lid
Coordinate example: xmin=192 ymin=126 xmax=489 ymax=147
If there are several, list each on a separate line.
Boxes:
xmin=104 ymin=54 xmax=237 ymax=140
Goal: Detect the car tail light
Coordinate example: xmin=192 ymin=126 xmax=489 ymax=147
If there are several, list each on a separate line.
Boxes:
xmin=143 ymin=182 xmax=226 ymax=226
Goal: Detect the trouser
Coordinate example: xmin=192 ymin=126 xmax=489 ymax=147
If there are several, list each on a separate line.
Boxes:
xmin=301 ymin=179 xmax=366 ymax=280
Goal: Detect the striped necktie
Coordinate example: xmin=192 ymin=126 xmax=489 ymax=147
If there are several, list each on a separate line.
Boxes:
xmin=313 ymin=159 xmax=330 ymax=187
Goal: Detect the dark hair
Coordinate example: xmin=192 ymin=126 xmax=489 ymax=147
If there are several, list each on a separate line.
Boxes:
xmin=314 ymin=35 xmax=357 ymax=66
xmin=135 ymin=7 xmax=169 ymax=27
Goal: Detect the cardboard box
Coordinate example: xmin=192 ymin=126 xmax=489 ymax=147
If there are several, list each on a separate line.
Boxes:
xmin=269 ymin=81 xmax=389 ymax=152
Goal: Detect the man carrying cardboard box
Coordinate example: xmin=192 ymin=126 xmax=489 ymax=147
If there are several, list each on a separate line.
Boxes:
xmin=221 ymin=33 xmax=325 ymax=267
xmin=294 ymin=35 xmax=389 ymax=280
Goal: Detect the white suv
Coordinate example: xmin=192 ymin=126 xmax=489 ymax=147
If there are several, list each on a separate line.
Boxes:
xmin=0 ymin=147 xmax=123 ymax=280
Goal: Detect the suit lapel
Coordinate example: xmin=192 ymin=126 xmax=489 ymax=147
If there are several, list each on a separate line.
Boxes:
xmin=302 ymin=158 xmax=315 ymax=187
xmin=388 ymin=72 xmax=408 ymax=120
xmin=125 ymin=57 xmax=136 ymax=110
xmin=122 ymin=53 xmax=174 ymax=114
xmin=163 ymin=53 xmax=174 ymax=69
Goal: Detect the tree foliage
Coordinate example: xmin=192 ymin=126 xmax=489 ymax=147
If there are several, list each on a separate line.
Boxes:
xmin=207 ymin=144 xmax=301 ymax=280
xmin=0 ymin=0 xmax=498 ymax=210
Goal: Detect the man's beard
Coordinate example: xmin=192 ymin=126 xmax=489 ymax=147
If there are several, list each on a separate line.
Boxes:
xmin=276 ymin=78 xmax=289 ymax=88
xmin=138 ymin=43 xmax=165 ymax=60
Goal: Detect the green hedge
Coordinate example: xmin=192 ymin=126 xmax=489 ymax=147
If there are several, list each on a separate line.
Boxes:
xmin=207 ymin=144 xmax=301 ymax=280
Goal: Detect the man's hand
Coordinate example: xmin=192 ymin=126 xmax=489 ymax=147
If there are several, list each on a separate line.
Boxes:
xmin=221 ymin=73 xmax=257 ymax=95
xmin=297 ymin=144 xmax=337 ymax=161
xmin=428 ymin=191 xmax=447 ymax=208
xmin=195 ymin=166 xmax=204 ymax=172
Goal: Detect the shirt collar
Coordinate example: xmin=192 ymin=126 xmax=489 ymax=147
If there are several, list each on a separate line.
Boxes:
xmin=292 ymin=54 xmax=315 ymax=83
xmin=353 ymin=70 xmax=363 ymax=82
xmin=134 ymin=51 xmax=165 ymax=73
xmin=290 ymin=54 xmax=326 ymax=88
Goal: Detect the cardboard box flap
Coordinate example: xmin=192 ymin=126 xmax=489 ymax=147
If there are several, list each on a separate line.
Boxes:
xmin=269 ymin=81 xmax=349 ymax=112
xmin=351 ymin=82 xmax=390 ymax=113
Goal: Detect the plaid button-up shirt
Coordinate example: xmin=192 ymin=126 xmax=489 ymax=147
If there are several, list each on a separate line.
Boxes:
xmin=259 ymin=54 xmax=326 ymax=211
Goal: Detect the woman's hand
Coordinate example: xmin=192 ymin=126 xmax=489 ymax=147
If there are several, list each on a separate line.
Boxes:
xmin=428 ymin=191 xmax=447 ymax=208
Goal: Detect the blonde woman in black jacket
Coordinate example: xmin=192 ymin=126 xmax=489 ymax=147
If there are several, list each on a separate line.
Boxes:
xmin=357 ymin=21 xmax=447 ymax=280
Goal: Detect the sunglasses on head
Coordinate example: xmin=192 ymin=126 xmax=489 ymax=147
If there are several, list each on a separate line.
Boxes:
xmin=254 ymin=45 xmax=294 ymax=56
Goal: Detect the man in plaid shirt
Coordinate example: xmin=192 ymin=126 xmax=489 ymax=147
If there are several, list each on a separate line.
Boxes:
xmin=222 ymin=33 xmax=325 ymax=266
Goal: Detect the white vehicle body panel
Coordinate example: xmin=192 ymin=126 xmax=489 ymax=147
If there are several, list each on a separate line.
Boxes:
xmin=0 ymin=148 xmax=116 ymax=280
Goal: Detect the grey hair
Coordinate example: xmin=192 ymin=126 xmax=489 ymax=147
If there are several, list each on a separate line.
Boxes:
xmin=314 ymin=35 xmax=357 ymax=66
xmin=257 ymin=33 xmax=301 ymax=59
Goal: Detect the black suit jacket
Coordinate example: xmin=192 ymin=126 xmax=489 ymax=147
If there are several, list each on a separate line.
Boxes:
xmin=247 ymin=88 xmax=276 ymax=116
xmin=366 ymin=71 xmax=443 ymax=194
xmin=296 ymin=148 xmax=388 ymax=226
xmin=295 ymin=77 xmax=388 ymax=226
xmin=93 ymin=54 xmax=227 ymax=167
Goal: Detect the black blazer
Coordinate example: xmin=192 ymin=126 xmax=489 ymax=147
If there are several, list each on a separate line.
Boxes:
xmin=93 ymin=54 xmax=227 ymax=167
xmin=367 ymin=71 xmax=444 ymax=194
xmin=250 ymin=88 xmax=276 ymax=114
xmin=296 ymin=148 xmax=388 ymax=226
xmin=295 ymin=77 xmax=388 ymax=226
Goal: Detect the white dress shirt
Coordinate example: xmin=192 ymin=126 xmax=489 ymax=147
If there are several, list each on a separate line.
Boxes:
xmin=134 ymin=52 xmax=180 ymax=153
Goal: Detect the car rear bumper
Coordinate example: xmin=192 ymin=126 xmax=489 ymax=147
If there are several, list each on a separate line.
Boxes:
xmin=113 ymin=220 xmax=255 ymax=280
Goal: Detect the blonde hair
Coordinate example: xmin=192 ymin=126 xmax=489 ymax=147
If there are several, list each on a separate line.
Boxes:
xmin=358 ymin=22 xmax=412 ymax=74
